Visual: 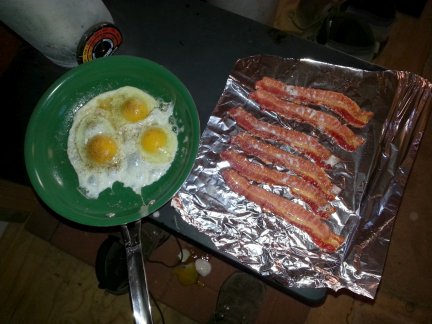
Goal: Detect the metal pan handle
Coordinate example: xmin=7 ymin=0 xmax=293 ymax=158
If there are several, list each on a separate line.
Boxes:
xmin=122 ymin=219 xmax=153 ymax=324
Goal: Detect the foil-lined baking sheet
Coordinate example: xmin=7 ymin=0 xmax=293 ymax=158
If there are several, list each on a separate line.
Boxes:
xmin=171 ymin=55 xmax=432 ymax=299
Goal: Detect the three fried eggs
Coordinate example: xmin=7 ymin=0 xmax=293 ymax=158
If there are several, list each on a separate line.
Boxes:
xmin=67 ymin=86 xmax=178 ymax=198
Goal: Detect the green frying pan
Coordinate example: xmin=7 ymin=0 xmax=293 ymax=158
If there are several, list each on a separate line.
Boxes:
xmin=25 ymin=55 xmax=199 ymax=226
xmin=24 ymin=55 xmax=200 ymax=323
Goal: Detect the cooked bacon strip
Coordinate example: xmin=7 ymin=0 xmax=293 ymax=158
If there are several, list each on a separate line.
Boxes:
xmin=227 ymin=106 xmax=339 ymax=168
xmin=220 ymin=150 xmax=336 ymax=218
xmin=221 ymin=169 xmax=344 ymax=252
xmin=250 ymin=89 xmax=365 ymax=151
xmin=231 ymin=133 xmax=340 ymax=200
xmin=256 ymin=76 xmax=373 ymax=128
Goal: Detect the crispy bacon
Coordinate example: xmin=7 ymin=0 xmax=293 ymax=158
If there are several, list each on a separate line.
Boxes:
xmin=231 ymin=132 xmax=341 ymax=200
xmin=250 ymin=89 xmax=365 ymax=151
xmin=221 ymin=169 xmax=344 ymax=252
xmin=227 ymin=106 xmax=340 ymax=168
xmin=256 ymin=76 xmax=373 ymax=128
xmin=220 ymin=150 xmax=336 ymax=218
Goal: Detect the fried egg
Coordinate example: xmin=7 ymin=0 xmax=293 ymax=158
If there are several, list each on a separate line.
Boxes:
xmin=139 ymin=125 xmax=178 ymax=163
xmin=74 ymin=111 xmax=121 ymax=167
xmin=98 ymin=86 xmax=157 ymax=128
xmin=67 ymin=86 xmax=178 ymax=199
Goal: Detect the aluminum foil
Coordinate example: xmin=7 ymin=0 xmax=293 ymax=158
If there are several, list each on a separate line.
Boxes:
xmin=171 ymin=55 xmax=432 ymax=299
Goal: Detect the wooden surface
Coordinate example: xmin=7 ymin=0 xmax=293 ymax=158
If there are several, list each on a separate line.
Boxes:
xmin=372 ymin=1 xmax=432 ymax=78
xmin=0 ymin=179 xmax=37 ymax=223
xmin=0 ymin=222 xmax=133 ymax=323
xmin=0 ymin=222 xmax=198 ymax=323
xmin=274 ymin=0 xmax=432 ymax=80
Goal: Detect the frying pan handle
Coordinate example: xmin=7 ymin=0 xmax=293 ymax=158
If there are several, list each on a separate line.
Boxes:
xmin=122 ymin=219 xmax=153 ymax=324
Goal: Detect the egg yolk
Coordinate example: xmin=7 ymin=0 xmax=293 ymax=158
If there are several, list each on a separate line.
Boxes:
xmin=86 ymin=135 xmax=118 ymax=165
xmin=121 ymin=98 xmax=150 ymax=122
xmin=140 ymin=128 xmax=167 ymax=153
